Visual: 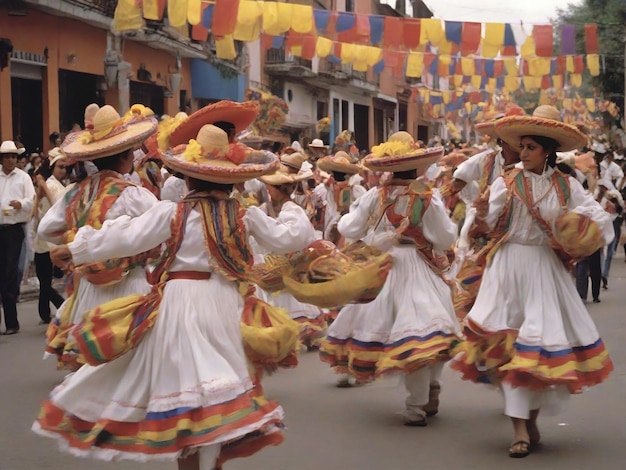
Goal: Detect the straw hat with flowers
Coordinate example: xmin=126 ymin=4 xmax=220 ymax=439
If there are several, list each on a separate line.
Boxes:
xmin=316 ymin=151 xmax=360 ymax=174
xmin=495 ymin=105 xmax=587 ymax=152
xmin=61 ymin=104 xmax=158 ymax=161
xmin=162 ymin=125 xmax=278 ymax=184
xmin=363 ymin=131 xmax=444 ymax=174
xmin=259 ymin=163 xmax=310 ymax=186
xmin=168 ymin=100 xmax=260 ymax=148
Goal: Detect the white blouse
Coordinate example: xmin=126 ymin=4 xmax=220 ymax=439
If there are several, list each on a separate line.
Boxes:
xmin=38 ymin=173 xmax=158 ymax=245
xmin=486 ymin=168 xmax=614 ymax=246
xmin=69 ymin=199 xmax=316 ymax=272
xmin=338 ymin=186 xmax=458 ymax=252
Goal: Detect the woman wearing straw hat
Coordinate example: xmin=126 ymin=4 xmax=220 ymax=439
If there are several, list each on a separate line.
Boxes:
xmin=314 ymin=151 xmax=366 ymax=244
xmin=34 ymin=124 xmax=315 ymax=469
xmin=453 ymin=105 xmax=614 ymax=458
xmin=320 ymin=141 xmax=462 ymax=426
xmin=252 ymin=164 xmax=323 ymax=349
xmin=37 ymin=104 xmax=160 ymax=370
xmin=32 ymin=148 xmax=71 ymax=325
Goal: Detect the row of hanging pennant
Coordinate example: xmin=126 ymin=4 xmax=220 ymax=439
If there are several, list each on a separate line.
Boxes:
xmin=113 ymin=0 xmax=603 ymax=82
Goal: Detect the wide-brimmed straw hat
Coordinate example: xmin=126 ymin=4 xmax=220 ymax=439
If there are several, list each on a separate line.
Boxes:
xmin=316 ymin=151 xmax=360 ymax=174
xmin=280 ymin=151 xmax=308 ymax=171
xmin=363 ymin=131 xmax=443 ymax=174
xmin=162 ymin=125 xmax=278 ymax=184
xmin=495 ymin=105 xmax=587 ymax=152
xmin=169 ymin=101 xmax=260 ymax=148
xmin=475 ymin=106 xmax=525 ymax=137
xmin=61 ymin=105 xmax=158 ymax=161
xmin=308 ymin=138 xmax=327 ymax=149
xmin=259 ymin=163 xmax=309 ymax=186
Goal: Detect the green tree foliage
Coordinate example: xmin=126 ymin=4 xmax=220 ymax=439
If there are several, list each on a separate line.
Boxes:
xmin=553 ymin=0 xmax=626 ymax=109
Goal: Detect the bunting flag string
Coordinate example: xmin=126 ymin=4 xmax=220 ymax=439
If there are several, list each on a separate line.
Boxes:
xmin=113 ymin=0 xmax=604 ymax=94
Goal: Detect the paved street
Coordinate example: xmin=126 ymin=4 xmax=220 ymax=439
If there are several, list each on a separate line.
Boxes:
xmin=1 ymin=258 xmax=625 ymax=470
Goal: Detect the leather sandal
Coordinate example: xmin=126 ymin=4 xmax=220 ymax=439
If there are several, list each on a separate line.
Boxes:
xmin=508 ymin=440 xmax=530 ymax=458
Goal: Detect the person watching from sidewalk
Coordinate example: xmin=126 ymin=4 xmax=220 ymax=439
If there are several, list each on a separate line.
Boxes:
xmin=0 ymin=140 xmax=36 ymax=335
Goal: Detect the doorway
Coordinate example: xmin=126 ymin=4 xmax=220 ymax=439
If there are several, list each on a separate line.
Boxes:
xmin=11 ymin=77 xmax=43 ymax=153
xmin=59 ymin=69 xmax=104 ymax=134
xmin=353 ymin=103 xmax=369 ymax=153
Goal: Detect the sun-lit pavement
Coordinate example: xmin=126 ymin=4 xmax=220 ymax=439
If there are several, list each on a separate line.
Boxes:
xmin=2 ymin=257 xmax=625 ymax=470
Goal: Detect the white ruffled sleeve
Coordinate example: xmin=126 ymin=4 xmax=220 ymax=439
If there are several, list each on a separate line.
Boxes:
xmin=244 ymin=201 xmax=316 ymax=254
xmin=69 ymin=201 xmax=176 ymax=266
xmin=485 ymin=176 xmax=508 ymax=230
xmin=453 ymin=149 xmax=490 ymax=184
xmin=567 ymin=176 xmax=615 ymax=245
xmin=422 ymin=189 xmax=458 ymax=250
xmin=39 ymin=184 xmax=158 ymax=244
xmin=337 ymin=187 xmax=379 ymax=240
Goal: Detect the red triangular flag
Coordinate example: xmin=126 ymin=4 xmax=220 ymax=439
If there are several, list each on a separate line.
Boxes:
xmin=533 ymin=25 xmax=553 ymax=57
xmin=461 ymin=22 xmax=481 ymax=56
xmin=585 ymin=24 xmax=599 ymax=54
xmin=212 ymin=0 xmax=239 ymax=38
xmin=403 ymin=19 xmax=421 ymax=50
xmin=384 ymin=17 xmax=403 ymax=49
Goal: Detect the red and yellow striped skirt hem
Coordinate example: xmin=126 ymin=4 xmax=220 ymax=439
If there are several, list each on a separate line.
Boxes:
xmin=319 ymin=331 xmax=458 ymax=382
xmin=35 ymin=389 xmax=283 ymax=463
xmin=452 ymin=320 xmax=614 ymax=393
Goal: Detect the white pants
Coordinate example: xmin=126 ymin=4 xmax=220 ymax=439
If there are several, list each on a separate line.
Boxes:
xmin=501 ymin=383 xmax=570 ymax=419
xmin=199 ymin=445 xmax=220 ymax=470
xmin=404 ymin=362 xmax=444 ymax=419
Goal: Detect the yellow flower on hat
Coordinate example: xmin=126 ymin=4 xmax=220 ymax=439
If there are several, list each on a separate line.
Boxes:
xmin=124 ymin=104 xmax=155 ymax=122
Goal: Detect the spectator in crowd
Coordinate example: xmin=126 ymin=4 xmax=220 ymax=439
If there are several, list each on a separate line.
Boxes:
xmin=0 ymin=140 xmax=36 ymax=335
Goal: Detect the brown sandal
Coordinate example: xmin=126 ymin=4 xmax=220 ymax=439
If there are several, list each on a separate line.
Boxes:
xmin=508 ymin=440 xmax=530 ymax=458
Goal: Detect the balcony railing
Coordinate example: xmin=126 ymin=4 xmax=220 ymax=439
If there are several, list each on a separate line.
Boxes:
xmin=264 ymin=47 xmax=315 ymax=78
xmin=68 ymin=0 xmax=117 ymax=17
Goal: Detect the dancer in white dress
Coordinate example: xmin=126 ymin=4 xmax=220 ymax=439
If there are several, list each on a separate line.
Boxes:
xmin=253 ymin=165 xmax=322 ymax=348
xmin=453 ymin=106 xmax=614 ymax=458
xmin=34 ymin=124 xmax=313 ymax=469
xmin=320 ymin=143 xmax=461 ymax=427
xmin=39 ymin=104 xmax=158 ymax=369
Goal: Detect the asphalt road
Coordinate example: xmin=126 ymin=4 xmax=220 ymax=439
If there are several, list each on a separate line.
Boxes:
xmin=1 ymin=257 xmax=625 ymax=470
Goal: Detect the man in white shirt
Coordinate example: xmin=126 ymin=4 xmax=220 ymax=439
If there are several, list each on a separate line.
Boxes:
xmin=598 ymin=145 xmax=624 ymax=189
xmin=0 ymin=141 xmax=36 ymax=334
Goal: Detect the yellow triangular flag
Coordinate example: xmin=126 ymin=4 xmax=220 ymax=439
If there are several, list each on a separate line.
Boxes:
xmin=291 ymin=4 xmax=313 ymax=34
xmin=471 ymin=75 xmax=482 ymax=89
xmin=504 ymin=76 xmax=520 ymax=92
xmin=406 ymin=52 xmax=424 ymax=78
xmin=341 ymin=44 xmax=356 ymax=64
xmin=566 ymin=56 xmax=575 ymax=73
xmin=114 ymin=0 xmax=144 ymax=31
xmin=423 ymin=18 xmax=444 ymax=46
xmin=520 ymin=35 xmax=535 ymax=59
xmin=570 ymin=73 xmax=582 ymax=88
xmin=168 ymin=0 xmax=188 ymax=28
xmin=503 ymin=58 xmax=518 ymax=76
xmin=461 ymin=57 xmax=475 ymax=76
xmin=586 ymin=98 xmax=596 ymax=112
xmin=143 ymin=0 xmax=161 ymax=21
xmin=187 ymin=0 xmax=202 ymax=25
xmin=216 ymin=35 xmax=237 ymax=60
xmin=316 ymin=37 xmax=333 ymax=58
xmin=587 ymin=54 xmax=600 ymax=77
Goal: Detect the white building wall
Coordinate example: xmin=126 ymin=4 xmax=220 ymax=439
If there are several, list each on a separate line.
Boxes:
xmin=284 ymin=81 xmax=317 ymax=127
xmin=247 ymin=39 xmax=261 ymax=85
